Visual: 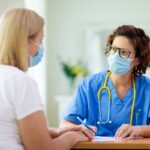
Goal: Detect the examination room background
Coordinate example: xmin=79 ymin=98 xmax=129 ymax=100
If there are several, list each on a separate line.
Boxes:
xmin=0 ymin=0 xmax=150 ymax=127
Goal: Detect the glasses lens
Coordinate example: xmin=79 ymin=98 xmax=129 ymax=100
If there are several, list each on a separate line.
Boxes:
xmin=106 ymin=45 xmax=111 ymax=51
xmin=110 ymin=46 xmax=118 ymax=54
xmin=105 ymin=45 xmax=118 ymax=56
xmin=105 ymin=45 xmax=111 ymax=56
xmin=119 ymin=49 xmax=130 ymax=59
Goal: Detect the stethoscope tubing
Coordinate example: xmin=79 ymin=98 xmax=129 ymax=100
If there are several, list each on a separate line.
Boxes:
xmin=97 ymin=71 xmax=136 ymax=125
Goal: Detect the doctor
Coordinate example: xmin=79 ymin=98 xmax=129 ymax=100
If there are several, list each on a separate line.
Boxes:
xmin=61 ymin=25 xmax=150 ymax=140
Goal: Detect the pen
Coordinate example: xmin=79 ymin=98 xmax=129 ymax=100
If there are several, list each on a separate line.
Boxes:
xmin=76 ymin=116 xmax=96 ymax=134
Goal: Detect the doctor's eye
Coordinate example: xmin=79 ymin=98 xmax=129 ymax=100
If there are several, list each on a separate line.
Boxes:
xmin=119 ymin=49 xmax=131 ymax=59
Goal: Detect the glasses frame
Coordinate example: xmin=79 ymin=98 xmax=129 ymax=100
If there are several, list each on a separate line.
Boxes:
xmin=105 ymin=44 xmax=132 ymax=59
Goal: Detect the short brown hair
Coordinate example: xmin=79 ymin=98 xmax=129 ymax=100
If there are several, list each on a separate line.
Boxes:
xmin=106 ymin=25 xmax=150 ymax=77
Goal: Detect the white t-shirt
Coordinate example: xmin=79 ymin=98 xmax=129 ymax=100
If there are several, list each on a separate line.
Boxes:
xmin=0 ymin=65 xmax=44 ymax=150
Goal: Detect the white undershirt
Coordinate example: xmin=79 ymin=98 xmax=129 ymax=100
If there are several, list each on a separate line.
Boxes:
xmin=0 ymin=65 xmax=44 ymax=150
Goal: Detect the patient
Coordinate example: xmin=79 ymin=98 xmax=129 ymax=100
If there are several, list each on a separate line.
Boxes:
xmin=0 ymin=8 xmax=96 ymax=150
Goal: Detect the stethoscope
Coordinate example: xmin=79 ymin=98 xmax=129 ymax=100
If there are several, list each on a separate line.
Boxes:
xmin=97 ymin=71 xmax=136 ymax=125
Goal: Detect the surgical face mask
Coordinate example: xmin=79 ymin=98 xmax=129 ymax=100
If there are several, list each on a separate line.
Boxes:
xmin=107 ymin=52 xmax=133 ymax=75
xmin=29 ymin=44 xmax=44 ymax=67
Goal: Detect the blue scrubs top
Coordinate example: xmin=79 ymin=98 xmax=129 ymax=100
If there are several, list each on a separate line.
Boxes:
xmin=63 ymin=70 xmax=150 ymax=136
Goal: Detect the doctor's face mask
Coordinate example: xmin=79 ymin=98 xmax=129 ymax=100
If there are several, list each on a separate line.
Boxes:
xmin=107 ymin=51 xmax=133 ymax=75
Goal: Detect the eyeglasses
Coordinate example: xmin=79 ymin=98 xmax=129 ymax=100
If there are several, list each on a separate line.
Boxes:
xmin=105 ymin=44 xmax=132 ymax=59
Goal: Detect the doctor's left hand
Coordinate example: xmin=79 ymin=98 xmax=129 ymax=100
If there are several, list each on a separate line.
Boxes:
xmin=114 ymin=124 xmax=143 ymax=141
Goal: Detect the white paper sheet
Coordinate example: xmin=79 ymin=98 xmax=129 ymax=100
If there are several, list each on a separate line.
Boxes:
xmin=92 ymin=136 xmax=114 ymax=142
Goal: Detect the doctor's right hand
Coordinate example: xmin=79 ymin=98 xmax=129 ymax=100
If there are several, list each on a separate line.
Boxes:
xmin=81 ymin=125 xmax=97 ymax=140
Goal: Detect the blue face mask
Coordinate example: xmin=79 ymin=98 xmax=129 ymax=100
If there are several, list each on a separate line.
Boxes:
xmin=29 ymin=44 xmax=44 ymax=67
xmin=107 ymin=52 xmax=133 ymax=75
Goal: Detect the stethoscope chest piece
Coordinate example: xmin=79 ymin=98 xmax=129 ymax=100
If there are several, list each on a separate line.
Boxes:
xmin=97 ymin=120 xmax=112 ymax=125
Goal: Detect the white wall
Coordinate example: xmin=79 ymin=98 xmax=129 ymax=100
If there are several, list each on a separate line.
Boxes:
xmin=0 ymin=0 xmax=150 ymax=128
xmin=46 ymin=0 xmax=150 ymax=126
xmin=0 ymin=0 xmax=24 ymax=15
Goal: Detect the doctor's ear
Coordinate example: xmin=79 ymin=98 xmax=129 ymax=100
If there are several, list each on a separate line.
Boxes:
xmin=130 ymin=58 xmax=140 ymax=69
xmin=133 ymin=58 xmax=140 ymax=66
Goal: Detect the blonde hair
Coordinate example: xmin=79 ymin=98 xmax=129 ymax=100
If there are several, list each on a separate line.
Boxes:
xmin=0 ymin=8 xmax=44 ymax=71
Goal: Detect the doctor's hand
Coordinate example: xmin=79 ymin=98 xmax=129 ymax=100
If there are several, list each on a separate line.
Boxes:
xmin=115 ymin=124 xmax=143 ymax=141
xmin=81 ymin=125 xmax=97 ymax=140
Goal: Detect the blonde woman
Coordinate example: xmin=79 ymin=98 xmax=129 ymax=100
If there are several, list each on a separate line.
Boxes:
xmin=0 ymin=8 xmax=95 ymax=150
